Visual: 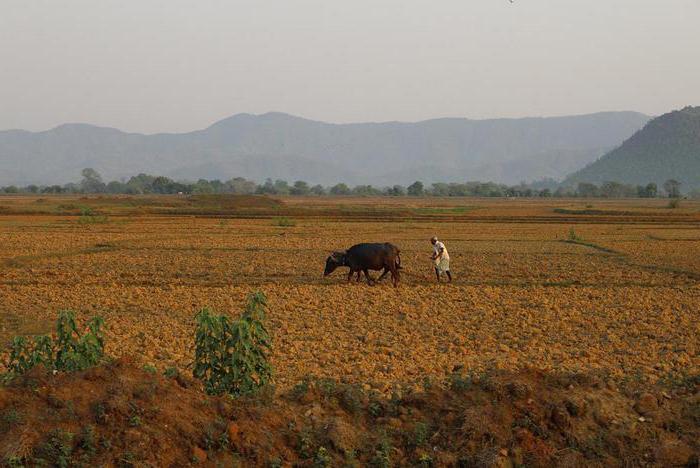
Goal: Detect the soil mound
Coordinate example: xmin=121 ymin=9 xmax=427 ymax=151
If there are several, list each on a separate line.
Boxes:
xmin=0 ymin=360 xmax=698 ymax=466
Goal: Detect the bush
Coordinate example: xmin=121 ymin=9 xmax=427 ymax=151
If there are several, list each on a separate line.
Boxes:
xmin=4 ymin=311 xmax=105 ymax=379
xmin=193 ymin=292 xmax=273 ymax=396
xmin=668 ymin=198 xmax=681 ymax=209
xmin=567 ymin=227 xmax=582 ymax=242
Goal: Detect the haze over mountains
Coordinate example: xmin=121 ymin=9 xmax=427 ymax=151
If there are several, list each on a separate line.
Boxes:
xmin=566 ymin=106 xmax=700 ymax=190
xmin=0 ymin=112 xmax=651 ymax=187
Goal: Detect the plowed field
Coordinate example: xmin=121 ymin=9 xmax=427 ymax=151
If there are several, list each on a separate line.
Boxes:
xmin=1 ymin=196 xmax=698 ymax=392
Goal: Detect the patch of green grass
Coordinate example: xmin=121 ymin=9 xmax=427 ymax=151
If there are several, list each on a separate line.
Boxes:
xmin=79 ymin=425 xmax=97 ymax=456
xmin=34 ymin=429 xmax=74 ymax=468
xmin=412 ymin=422 xmax=429 ymax=447
xmin=567 ymin=227 xmax=582 ymax=241
xmin=272 ymin=216 xmax=296 ymax=227
xmin=77 ymin=214 xmax=109 ymax=224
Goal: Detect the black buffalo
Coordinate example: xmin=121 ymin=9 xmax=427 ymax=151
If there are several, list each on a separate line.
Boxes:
xmin=324 ymin=243 xmax=401 ymax=287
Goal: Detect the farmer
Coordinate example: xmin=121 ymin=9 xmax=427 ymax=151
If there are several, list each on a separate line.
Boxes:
xmin=430 ymin=236 xmax=452 ymax=283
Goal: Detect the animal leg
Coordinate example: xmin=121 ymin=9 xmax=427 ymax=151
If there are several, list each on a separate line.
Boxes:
xmin=390 ymin=266 xmax=399 ymax=287
xmin=377 ymin=267 xmax=390 ymax=281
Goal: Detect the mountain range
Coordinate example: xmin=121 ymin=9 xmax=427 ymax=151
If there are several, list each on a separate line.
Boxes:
xmin=0 ymin=111 xmax=651 ymax=186
xmin=565 ymin=106 xmax=700 ymax=190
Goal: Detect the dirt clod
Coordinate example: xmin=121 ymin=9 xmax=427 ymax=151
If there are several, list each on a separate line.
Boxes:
xmin=654 ymin=439 xmax=694 ymax=466
xmin=635 ymin=392 xmax=659 ymax=415
xmin=191 ymin=446 xmax=207 ymax=463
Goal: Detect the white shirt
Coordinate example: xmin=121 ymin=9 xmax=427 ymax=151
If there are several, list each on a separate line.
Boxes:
xmin=433 ymin=241 xmax=450 ymax=261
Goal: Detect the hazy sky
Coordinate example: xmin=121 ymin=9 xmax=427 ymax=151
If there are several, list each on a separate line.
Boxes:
xmin=2 ymin=0 xmax=699 ymax=133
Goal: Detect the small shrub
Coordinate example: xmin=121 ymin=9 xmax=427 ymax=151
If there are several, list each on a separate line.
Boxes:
xmin=272 ymin=217 xmax=296 ymax=227
xmin=128 ymin=415 xmax=141 ymax=427
xmin=193 ymin=291 xmax=272 ymax=396
xmin=448 ymin=371 xmax=474 ymax=393
xmin=92 ymin=402 xmax=108 ymax=424
xmin=289 ymin=379 xmax=310 ymax=401
xmin=413 ymin=422 xmax=429 ymax=447
xmin=3 ymin=311 xmax=105 ymax=379
xmin=318 ymin=378 xmax=336 ymax=398
xmin=142 ymin=364 xmax=157 ymax=374
xmin=4 ymin=456 xmax=24 ymax=467
xmin=164 ymin=366 xmax=179 ymax=378
xmin=418 ymin=453 xmax=434 ymax=467
xmin=369 ymin=439 xmax=392 ymax=468
xmin=35 ymin=429 xmax=74 ymax=468
xmin=344 ymin=450 xmax=361 ymax=468
xmin=297 ymin=429 xmax=315 ymax=459
xmin=567 ymin=227 xmax=582 ymax=242
xmin=54 ymin=312 xmax=105 ymax=372
xmin=79 ymin=425 xmax=97 ymax=456
xmin=313 ymin=447 xmax=332 ymax=467
xmin=668 ymin=198 xmax=681 ymax=209
xmin=338 ymin=384 xmax=362 ymax=414
xmin=368 ymin=398 xmax=384 ymax=418
xmin=0 ymin=409 xmax=22 ymax=431
xmin=268 ymin=457 xmax=283 ymax=468
xmin=119 ymin=451 xmax=137 ymax=468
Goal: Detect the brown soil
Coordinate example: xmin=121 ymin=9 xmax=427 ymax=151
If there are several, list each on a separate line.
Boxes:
xmin=0 ymin=358 xmax=697 ymax=467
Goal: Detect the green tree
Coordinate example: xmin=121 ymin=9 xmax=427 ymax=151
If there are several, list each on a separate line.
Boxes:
xmin=273 ymin=179 xmax=290 ymax=195
xmin=310 ymin=184 xmax=326 ymax=195
xmin=352 ymin=185 xmax=380 ymax=196
xmin=663 ymin=179 xmax=681 ymax=198
xmin=330 ymin=183 xmax=351 ymax=195
xmin=192 ymin=179 xmax=214 ymax=194
xmin=256 ymin=178 xmax=277 ymax=194
xmin=637 ymin=182 xmax=657 ymax=198
xmin=385 ymin=185 xmax=406 ymax=196
xmin=226 ymin=177 xmax=257 ymax=194
xmin=290 ymin=180 xmax=310 ymax=195
xmin=407 ymin=181 xmax=424 ymax=196
xmin=125 ymin=173 xmax=156 ymax=194
xmin=80 ymin=168 xmax=106 ymax=193
xmin=431 ymin=183 xmax=449 ymax=197
xmin=106 ymin=181 xmax=127 ymax=194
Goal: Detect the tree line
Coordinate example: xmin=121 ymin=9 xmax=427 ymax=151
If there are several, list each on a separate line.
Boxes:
xmin=0 ymin=168 xmax=694 ymax=199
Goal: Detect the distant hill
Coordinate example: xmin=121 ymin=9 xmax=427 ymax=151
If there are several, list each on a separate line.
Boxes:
xmin=0 ymin=111 xmax=649 ymax=186
xmin=565 ymin=106 xmax=700 ymax=190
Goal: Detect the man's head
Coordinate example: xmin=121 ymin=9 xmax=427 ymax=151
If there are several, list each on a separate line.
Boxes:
xmin=430 ymin=236 xmax=438 ymax=245
xmin=323 ymin=250 xmax=347 ymax=276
